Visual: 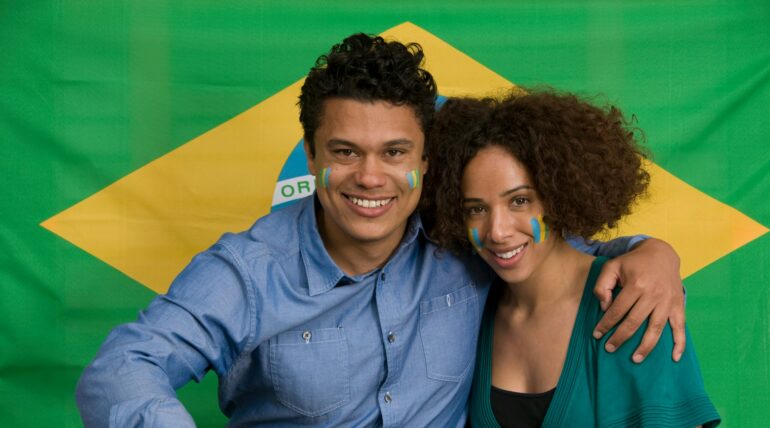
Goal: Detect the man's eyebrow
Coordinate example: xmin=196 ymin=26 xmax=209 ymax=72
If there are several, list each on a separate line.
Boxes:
xmin=382 ymin=139 xmax=415 ymax=148
xmin=326 ymin=139 xmax=357 ymax=148
xmin=325 ymin=139 xmax=416 ymax=148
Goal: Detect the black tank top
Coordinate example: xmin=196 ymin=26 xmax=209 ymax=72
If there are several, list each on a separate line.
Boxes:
xmin=489 ymin=385 xmax=555 ymax=427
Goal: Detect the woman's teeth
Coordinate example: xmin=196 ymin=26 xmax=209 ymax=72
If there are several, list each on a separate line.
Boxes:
xmin=494 ymin=244 xmax=525 ymax=259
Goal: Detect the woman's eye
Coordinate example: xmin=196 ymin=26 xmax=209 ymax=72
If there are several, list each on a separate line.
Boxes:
xmin=512 ymin=197 xmax=529 ymax=207
xmin=465 ymin=206 xmax=486 ymax=216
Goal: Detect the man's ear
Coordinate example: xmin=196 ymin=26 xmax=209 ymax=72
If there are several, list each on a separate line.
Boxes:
xmin=421 ymin=153 xmax=428 ymax=175
xmin=303 ymin=139 xmax=317 ymax=175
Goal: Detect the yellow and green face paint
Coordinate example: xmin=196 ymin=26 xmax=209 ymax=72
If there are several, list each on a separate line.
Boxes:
xmin=316 ymin=167 xmax=331 ymax=189
xmin=529 ymin=215 xmax=549 ymax=244
xmin=406 ymin=169 xmax=421 ymax=190
xmin=467 ymin=227 xmax=484 ymax=253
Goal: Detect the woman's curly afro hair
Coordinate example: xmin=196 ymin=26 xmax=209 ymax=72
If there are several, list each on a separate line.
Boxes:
xmin=422 ymin=88 xmax=650 ymax=253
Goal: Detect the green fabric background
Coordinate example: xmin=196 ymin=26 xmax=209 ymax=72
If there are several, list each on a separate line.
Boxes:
xmin=1 ymin=1 xmax=768 ymax=426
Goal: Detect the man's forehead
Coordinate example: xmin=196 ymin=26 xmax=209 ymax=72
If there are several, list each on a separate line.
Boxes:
xmin=320 ymin=98 xmax=420 ymax=123
xmin=316 ymin=98 xmax=425 ymax=146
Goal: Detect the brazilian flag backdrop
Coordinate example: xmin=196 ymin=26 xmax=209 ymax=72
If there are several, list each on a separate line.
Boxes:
xmin=2 ymin=1 xmax=769 ymax=426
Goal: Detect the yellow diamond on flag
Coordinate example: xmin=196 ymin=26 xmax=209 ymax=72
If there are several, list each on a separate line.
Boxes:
xmin=40 ymin=22 xmax=768 ymax=294
xmin=616 ymin=161 xmax=767 ymax=277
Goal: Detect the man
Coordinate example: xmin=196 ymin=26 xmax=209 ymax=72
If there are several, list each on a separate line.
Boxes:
xmin=76 ymin=33 xmax=685 ymax=427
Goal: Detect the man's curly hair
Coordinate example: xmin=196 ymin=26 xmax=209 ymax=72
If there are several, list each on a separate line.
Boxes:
xmin=422 ymin=89 xmax=650 ymax=253
xmin=299 ymin=33 xmax=437 ymax=155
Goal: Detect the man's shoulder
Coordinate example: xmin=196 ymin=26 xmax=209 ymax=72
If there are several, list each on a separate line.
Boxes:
xmin=252 ymin=198 xmax=307 ymax=234
xmin=215 ymin=199 xmax=307 ymax=264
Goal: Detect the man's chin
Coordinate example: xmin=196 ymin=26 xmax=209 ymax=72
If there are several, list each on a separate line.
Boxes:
xmin=347 ymin=230 xmax=395 ymax=244
xmin=343 ymin=222 xmax=405 ymax=245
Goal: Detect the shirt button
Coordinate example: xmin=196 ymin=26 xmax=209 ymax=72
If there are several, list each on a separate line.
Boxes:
xmin=384 ymin=392 xmax=392 ymax=403
xmin=387 ymin=332 xmax=396 ymax=343
xmin=302 ymin=331 xmax=311 ymax=343
xmin=380 ymin=272 xmax=386 ymax=281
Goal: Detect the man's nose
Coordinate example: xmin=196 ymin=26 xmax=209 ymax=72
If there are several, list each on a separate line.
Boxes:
xmin=354 ymin=156 xmax=387 ymax=188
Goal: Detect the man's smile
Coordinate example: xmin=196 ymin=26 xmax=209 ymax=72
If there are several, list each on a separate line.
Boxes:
xmin=344 ymin=194 xmax=394 ymax=209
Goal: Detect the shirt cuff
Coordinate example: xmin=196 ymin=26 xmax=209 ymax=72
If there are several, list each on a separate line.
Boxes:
xmin=626 ymin=234 xmax=651 ymax=252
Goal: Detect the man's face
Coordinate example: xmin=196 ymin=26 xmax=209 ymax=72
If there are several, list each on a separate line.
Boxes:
xmin=305 ymin=98 xmax=428 ymax=254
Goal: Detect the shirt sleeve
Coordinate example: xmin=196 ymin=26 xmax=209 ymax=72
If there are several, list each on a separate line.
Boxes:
xmin=566 ymin=234 xmax=650 ymax=258
xmin=75 ymin=240 xmax=255 ymax=427
xmin=596 ymin=321 xmax=721 ymax=427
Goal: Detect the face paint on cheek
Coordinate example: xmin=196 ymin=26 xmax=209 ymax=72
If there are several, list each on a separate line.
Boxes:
xmin=405 ymin=169 xmax=421 ymax=190
xmin=467 ymin=227 xmax=484 ymax=253
xmin=316 ymin=167 xmax=331 ymax=189
xmin=529 ymin=215 xmax=549 ymax=244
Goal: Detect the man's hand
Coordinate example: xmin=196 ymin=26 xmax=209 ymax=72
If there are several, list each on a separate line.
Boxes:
xmin=592 ymin=238 xmax=686 ymax=363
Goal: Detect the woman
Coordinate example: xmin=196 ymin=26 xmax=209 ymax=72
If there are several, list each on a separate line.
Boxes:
xmin=424 ymin=90 xmax=720 ymax=427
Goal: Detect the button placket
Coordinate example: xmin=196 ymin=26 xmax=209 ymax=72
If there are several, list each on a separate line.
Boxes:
xmin=375 ymin=266 xmax=403 ymax=424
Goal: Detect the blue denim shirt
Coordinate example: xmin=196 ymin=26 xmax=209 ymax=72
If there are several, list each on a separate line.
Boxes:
xmin=76 ymin=195 xmax=641 ymax=427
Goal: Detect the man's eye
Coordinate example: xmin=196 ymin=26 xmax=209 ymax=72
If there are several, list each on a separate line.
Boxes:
xmin=386 ymin=149 xmax=404 ymax=157
xmin=335 ymin=149 xmax=355 ymax=157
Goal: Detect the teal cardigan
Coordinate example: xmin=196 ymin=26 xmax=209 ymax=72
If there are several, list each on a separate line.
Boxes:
xmin=468 ymin=257 xmax=720 ymax=428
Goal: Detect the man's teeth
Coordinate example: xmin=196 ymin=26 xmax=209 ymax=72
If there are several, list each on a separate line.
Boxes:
xmin=495 ymin=245 xmax=525 ymax=259
xmin=348 ymin=196 xmax=392 ymax=208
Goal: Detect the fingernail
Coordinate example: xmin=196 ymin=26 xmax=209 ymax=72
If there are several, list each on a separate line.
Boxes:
xmin=674 ymin=351 xmax=682 ymax=362
xmin=633 ymin=353 xmax=644 ymax=363
xmin=600 ymin=302 xmax=607 ymax=311
xmin=605 ymin=343 xmax=616 ymax=352
xmin=592 ymin=330 xmax=602 ymax=339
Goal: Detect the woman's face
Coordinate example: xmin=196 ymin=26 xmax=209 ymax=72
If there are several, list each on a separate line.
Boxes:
xmin=461 ymin=145 xmax=556 ymax=285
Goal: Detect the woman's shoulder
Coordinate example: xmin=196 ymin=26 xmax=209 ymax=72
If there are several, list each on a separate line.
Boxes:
xmin=579 ymin=259 xmax=720 ymax=427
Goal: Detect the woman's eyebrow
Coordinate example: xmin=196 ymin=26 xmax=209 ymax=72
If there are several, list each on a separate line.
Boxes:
xmin=463 ymin=185 xmax=532 ymax=203
xmin=500 ymin=185 xmax=533 ymax=197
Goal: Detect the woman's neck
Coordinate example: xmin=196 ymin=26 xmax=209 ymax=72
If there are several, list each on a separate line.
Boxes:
xmin=499 ymin=239 xmax=594 ymax=316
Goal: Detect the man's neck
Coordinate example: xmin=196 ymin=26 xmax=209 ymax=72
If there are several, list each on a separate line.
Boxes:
xmin=317 ymin=210 xmax=409 ymax=276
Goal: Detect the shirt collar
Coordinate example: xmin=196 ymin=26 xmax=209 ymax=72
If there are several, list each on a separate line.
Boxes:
xmin=298 ymin=195 xmax=426 ymax=296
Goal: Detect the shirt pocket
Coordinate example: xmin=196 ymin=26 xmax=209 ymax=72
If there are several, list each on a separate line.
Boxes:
xmin=269 ymin=327 xmax=350 ymax=417
xmin=419 ymin=284 xmax=479 ymax=382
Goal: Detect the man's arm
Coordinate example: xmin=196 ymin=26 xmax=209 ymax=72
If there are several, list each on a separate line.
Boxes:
xmin=76 ymin=241 xmax=253 ymax=427
xmin=568 ymin=235 xmax=685 ymax=363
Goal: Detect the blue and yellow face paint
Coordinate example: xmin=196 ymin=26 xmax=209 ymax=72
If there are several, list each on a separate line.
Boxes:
xmin=406 ymin=169 xmax=421 ymax=190
xmin=316 ymin=167 xmax=331 ymax=189
xmin=529 ymin=215 xmax=549 ymax=244
xmin=467 ymin=227 xmax=484 ymax=253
